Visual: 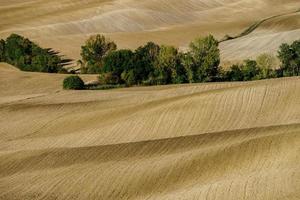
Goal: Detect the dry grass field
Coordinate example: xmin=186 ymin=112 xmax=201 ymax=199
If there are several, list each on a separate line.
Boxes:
xmin=0 ymin=0 xmax=300 ymax=63
xmin=1 ymin=0 xmax=300 ymax=199
xmin=0 ymin=62 xmax=299 ymax=199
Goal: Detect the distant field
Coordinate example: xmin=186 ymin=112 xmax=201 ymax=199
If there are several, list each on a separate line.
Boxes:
xmin=0 ymin=0 xmax=300 ymax=64
xmin=0 ymin=63 xmax=299 ymax=199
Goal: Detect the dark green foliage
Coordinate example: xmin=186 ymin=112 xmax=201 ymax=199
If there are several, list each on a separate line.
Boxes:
xmin=2 ymin=34 xmax=67 ymax=73
xmin=63 ymin=76 xmax=85 ymax=90
xmin=86 ymin=84 xmax=125 ymax=90
xmin=131 ymin=42 xmax=160 ymax=84
xmin=103 ymin=49 xmax=134 ymax=78
xmin=224 ymin=58 xmax=279 ymax=82
xmin=224 ymin=64 xmax=244 ymax=81
xmin=0 ymin=39 xmax=5 ymax=62
xmin=278 ymin=40 xmax=300 ymax=76
xmin=241 ymin=60 xmax=261 ymax=81
xmin=5 ymin=34 xmax=31 ymax=68
xmin=121 ymin=70 xmax=136 ymax=86
xmin=81 ymin=34 xmax=117 ymax=74
xmin=224 ymin=60 xmax=260 ymax=81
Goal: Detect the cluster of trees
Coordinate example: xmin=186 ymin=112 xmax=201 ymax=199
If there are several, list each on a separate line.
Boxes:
xmin=0 ymin=33 xmax=299 ymax=90
xmin=223 ymin=54 xmax=278 ymax=81
xmin=0 ymin=34 xmax=70 ymax=73
xmin=79 ymin=34 xmax=300 ymax=87
xmin=278 ymin=40 xmax=300 ymax=77
xmin=79 ymin=35 xmax=221 ymax=86
xmin=223 ymin=40 xmax=300 ymax=81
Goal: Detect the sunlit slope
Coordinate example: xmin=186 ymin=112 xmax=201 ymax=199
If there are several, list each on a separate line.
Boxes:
xmin=0 ymin=63 xmax=299 ymax=199
xmin=0 ymin=0 xmax=299 ymax=63
xmin=1 ymin=125 xmax=299 ymax=200
xmin=220 ymin=11 xmax=300 ymax=62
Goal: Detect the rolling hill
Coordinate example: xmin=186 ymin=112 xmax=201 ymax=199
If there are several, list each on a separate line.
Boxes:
xmin=0 ymin=63 xmax=299 ymax=199
xmin=0 ymin=0 xmax=299 ymax=64
xmin=0 ymin=0 xmax=300 ymax=199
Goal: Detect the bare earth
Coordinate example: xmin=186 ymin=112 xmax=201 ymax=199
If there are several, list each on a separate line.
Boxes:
xmin=0 ymin=0 xmax=300 ymax=64
xmin=0 ymin=0 xmax=300 ymax=199
xmin=0 ymin=63 xmax=299 ymax=199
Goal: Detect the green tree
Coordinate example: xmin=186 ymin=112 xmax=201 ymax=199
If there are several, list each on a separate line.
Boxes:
xmin=81 ymin=34 xmax=117 ymax=74
xmin=225 ymin=64 xmax=244 ymax=81
xmin=256 ymin=53 xmax=277 ymax=79
xmin=155 ymin=46 xmax=187 ymax=84
xmin=278 ymin=41 xmax=300 ymax=76
xmin=103 ymin=49 xmax=134 ymax=80
xmin=290 ymin=40 xmax=300 ymax=76
xmin=241 ymin=59 xmax=261 ymax=81
xmin=189 ymin=35 xmax=220 ymax=82
xmin=132 ymin=42 xmax=160 ymax=84
xmin=155 ymin=45 xmax=179 ymax=84
xmin=180 ymin=52 xmax=195 ymax=83
xmin=5 ymin=34 xmax=30 ymax=68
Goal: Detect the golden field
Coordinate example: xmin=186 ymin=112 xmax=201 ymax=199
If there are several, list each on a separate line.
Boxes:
xmin=0 ymin=0 xmax=300 ymax=199
xmin=0 ymin=62 xmax=299 ymax=199
xmin=0 ymin=0 xmax=299 ymax=63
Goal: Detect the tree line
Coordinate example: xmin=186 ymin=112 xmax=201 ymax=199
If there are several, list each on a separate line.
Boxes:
xmin=79 ymin=35 xmax=300 ymax=86
xmin=78 ymin=34 xmax=221 ymax=86
xmin=0 ymin=33 xmax=299 ymax=90
xmin=77 ymin=34 xmax=300 ymax=87
xmin=0 ymin=34 xmax=71 ymax=73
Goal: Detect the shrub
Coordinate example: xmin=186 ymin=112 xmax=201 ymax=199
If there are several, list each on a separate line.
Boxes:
xmin=87 ymin=84 xmax=125 ymax=90
xmin=63 ymin=76 xmax=85 ymax=90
